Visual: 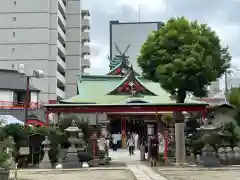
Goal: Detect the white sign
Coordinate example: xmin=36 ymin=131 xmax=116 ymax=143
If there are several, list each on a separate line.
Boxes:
xmin=158 ymin=133 xmax=165 ymax=153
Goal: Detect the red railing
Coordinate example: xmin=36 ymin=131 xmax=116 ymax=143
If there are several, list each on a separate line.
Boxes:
xmin=0 ymin=101 xmax=39 ymax=109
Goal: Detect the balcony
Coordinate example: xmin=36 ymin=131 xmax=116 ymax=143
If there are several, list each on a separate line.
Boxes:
xmin=82 ymin=18 xmax=90 ymax=30
xmin=57 ymin=55 xmax=66 ymax=72
xmin=58 ymin=0 xmax=66 ymax=14
xmin=57 ymin=71 xmax=66 ymax=85
xmin=81 ymin=58 xmax=90 ymax=68
xmin=57 ymin=40 xmax=66 ymax=56
xmin=0 ymin=101 xmax=38 ymax=109
xmin=82 ymin=45 xmax=90 ymax=55
xmin=58 ymin=25 xmax=66 ymax=42
xmin=81 ymin=10 xmax=90 ymax=17
xmin=58 ymin=10 xmax=66 ymax=31
xmin=81 ymin=31 xmax=90 ymax=43
xmin=57 ymin=88 xmax=65 ymax=99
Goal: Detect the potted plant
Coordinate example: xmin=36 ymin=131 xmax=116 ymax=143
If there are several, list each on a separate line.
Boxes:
xmin=0 ymin=151 xmax=11 ymax=180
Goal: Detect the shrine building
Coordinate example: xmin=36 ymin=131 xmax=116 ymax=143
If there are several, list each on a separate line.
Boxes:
xmin=44 ymin=53 xmax=208 ymax=147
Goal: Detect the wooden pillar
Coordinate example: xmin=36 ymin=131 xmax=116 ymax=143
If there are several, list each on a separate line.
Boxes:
xmin=121 ymin=116 xmax=127 ymax=148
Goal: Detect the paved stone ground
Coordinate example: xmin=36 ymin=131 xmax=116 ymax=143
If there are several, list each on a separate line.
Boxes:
xmin=15 ymin=149 xmax=240 ymax=180
xmin=16 ymin=169 xmax=134 ymax=180
xmin=109 ymin=149 xmax=141 ymax=163
xmin=155 ymin=167 xmax=240 ymax=180
xmin=128 ymin=164 xmax=167 ymax=180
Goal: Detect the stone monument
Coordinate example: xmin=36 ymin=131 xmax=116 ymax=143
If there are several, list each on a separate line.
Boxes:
xmin=39 ymin=136 xmax=52 ymax=169
xmin=62 ymin=120 xmax=80 ymax=168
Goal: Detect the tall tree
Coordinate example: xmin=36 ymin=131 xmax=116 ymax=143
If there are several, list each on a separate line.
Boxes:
xmin=138 ymin=17 xmax=231 ymax=103
xmin=228 ymin=88 xmax=240 ymax=108
xmin=137 ymin=17 xmax=231 ymax=164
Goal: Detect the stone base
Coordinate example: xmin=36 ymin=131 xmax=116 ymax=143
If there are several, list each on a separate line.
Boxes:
xmin=62 ymin=152 xmax=81 ymax=169
xmin=199 ymin=155 xmax=221 ymax=167
xmin=39 ymin=161 xmax=52 ymax=169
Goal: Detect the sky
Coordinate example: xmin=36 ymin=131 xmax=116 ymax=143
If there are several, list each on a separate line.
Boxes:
xmin=83 ymin=0 xmax=240 ymax=88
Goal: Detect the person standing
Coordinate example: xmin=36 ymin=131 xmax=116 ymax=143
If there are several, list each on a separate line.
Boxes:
xmin=149 ymin=135 xmax=159 ymax=166
xmin=105 ymin=136 xmax=110 ymax=159
xmin=134 ymin=132 xmax=139 ymax=150
xmin=117 ymin=132 xmax=121 ymax=149
xmin=97 ymin=134 xmax=107 ymax=159
xmin=112 ymin=133 xmax=118 ymax=151
xmin=127 ymin=135 xmax=135 ymax=155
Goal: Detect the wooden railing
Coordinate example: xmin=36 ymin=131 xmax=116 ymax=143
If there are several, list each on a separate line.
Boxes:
xmin=0 ymin=101 xmax=39 ymax=109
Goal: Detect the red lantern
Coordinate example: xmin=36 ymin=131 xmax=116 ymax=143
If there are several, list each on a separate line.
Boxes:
xmin=115 ymin=68 xmax=121 ymax=74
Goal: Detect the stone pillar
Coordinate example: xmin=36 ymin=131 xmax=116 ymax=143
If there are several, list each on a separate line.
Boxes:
xmin=39 ymin=136 xmax=51 ymax=169
xmin=175 ymin=122 xmax=185 ymax=165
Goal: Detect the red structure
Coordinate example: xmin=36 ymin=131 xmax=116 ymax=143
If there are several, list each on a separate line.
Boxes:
xmin=44 ymin=103 xmax=207 ymax=128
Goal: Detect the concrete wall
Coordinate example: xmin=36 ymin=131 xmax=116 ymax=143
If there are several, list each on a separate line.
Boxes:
xmin=65 ymin=0 xmax=82 ymax=98
xmin=0 ymin=0 xmax=59 ymax=103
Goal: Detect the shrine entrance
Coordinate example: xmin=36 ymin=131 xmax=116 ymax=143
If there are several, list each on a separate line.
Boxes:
xmin=126 ymin=118 xmax=146 ymax=137
xmin=110 ymin=118 xmax=121 ymax=134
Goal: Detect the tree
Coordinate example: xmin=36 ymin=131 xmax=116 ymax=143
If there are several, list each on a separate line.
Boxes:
xmin=228 ymin=88 xmax=240 ymax=108
xmin=228 ymin=88 xmax=240 ymax=127
xmin=138 ymin=17 xmax=231 ymax=103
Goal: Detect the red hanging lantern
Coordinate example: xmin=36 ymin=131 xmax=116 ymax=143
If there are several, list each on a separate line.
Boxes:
xmin=115 ymin=68 xmax=121 ymax=74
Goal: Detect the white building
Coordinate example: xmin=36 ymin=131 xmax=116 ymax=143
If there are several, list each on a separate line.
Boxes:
xmin=0 ymin=69 xmax=40 ymax=121
xmin=109 ymin=21 xmax=163 ymax=73
xmin=228 ymin=77 xmax=240 ymax=89
xmin=0 ymin=0 xmax=91 ymax=103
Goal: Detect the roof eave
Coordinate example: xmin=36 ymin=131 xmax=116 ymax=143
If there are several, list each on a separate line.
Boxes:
xmin=44 ymin=102 xmax=208 ymax=108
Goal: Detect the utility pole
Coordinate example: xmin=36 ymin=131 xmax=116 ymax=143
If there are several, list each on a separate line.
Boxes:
xmin=138 ymin=4 xmax=141 ymax=22
xmin=224 ymin=71 xmax=228 ymax=96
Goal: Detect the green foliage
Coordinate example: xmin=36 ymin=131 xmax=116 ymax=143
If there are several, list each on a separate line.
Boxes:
xmin=138 ymin=17 xmax=231 ymax=102
xmin=59 ymin=114 xmax=90 ymax=142
xmin=228 ymin=88 xmax=240 ymax=127
xmin=228 ymin=88 xmax=240 ymax=108
xmin=0 ymin=151 xmax=10 ymax=170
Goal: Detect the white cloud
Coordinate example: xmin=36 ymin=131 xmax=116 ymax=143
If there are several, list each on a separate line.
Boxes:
xmin=84 ymin=0 xmax=240 ymax=76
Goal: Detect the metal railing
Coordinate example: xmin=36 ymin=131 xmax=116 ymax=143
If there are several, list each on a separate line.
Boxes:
xmin=0 ymin=101 xmax=39 ymax=109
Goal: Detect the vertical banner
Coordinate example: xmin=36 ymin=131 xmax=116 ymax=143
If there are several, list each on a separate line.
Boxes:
xmin=164 ymin=130 xmax=168 ymax=161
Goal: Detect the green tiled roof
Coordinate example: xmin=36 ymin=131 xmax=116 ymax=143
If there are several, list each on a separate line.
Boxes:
xmin=62 ymin=75 xmax=202 ymax=104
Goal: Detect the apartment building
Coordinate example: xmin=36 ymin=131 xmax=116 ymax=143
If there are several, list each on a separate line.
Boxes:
xmin=0 ymin=0 xmax=90 ymax=103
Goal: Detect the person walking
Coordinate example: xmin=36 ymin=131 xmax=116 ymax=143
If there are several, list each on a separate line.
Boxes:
xmin=127 ymin=135 xmax=135 ymax=155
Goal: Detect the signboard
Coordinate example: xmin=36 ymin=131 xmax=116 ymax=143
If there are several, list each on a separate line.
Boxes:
xmin=158 ymin=133 xmax=164 ymax=153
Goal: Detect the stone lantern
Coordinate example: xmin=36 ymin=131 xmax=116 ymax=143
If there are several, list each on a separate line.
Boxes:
xmin=39 ymin=136 xmax=51 ymax=169
xmin=62 ymin=120 xmax=80 ymax=168
xmin=6 ymin=136 xmax=15 ymax=165
xmin=197 ymin=125 xmax=221 ymax=167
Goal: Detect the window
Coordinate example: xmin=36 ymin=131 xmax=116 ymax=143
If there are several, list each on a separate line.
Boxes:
xmin=13 ymin=91 xmax=31 ymax=107
xmin=13 ymin=17 xmax=16 ymax=21
xmin=13 ymin=32 xmax=15 ymax=37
